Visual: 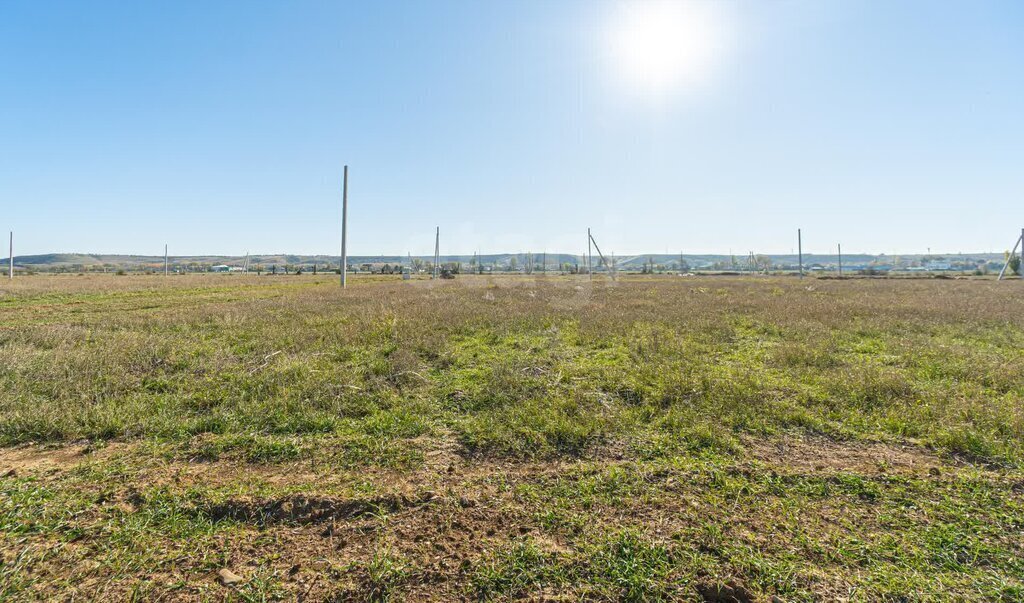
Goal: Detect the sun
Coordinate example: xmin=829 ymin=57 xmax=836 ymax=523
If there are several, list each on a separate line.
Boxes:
xmin=604 ymin=0 xmax=730 ymax=100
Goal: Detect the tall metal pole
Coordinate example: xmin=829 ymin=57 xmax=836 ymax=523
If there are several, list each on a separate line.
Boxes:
xmin=341 ymin=165 xmax=349 ymax=288
xmin=8 ymin=231 xmax=12 ymax=280
xmin=798 ymin=228 xmax=803 ymax=278
xmin=1020 ymin=228 xmax=1024 ymax=276
xmin=838 ymin=243 xmax=842 ymax=277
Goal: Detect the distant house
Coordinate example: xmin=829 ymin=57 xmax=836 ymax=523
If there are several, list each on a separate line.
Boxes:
xmin=210 ymin=265 xmax=231 ymax=272
xmin=847 ymin=264 xmax=892 ymax=272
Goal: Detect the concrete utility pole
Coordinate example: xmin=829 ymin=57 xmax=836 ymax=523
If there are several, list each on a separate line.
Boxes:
xmin=997 ymin=229 xmax=1023 ymax=281
xmin=341 ymin=165 xmax=349 ymax=288
xmin=433 ymin=226 xmax=440 ymax=279
xmin=798 ymin=228 xmax=804 ymax=278
xmin=8 ymin=231 xmax=12 ymax=280
xmin=588 ymin=231 xmax=615 ymax=281
xmin=587 ymin=228 xmax=593 ymax=279
xmin=838 ymin=243 xmax=842 ymax=277
xmin=164 ymin=244 xmax=168 ymax=276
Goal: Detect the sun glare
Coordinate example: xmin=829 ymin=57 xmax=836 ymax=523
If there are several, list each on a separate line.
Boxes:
xmin=604 ymin=0 xmax=730 ymax=101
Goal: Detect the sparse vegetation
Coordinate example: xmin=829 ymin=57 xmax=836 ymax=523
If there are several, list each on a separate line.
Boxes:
xmin=1 ymin=274 xmax=1023 ymax=600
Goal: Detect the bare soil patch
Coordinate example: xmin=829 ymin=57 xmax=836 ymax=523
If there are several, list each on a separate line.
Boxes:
xmin=743 ymin=434 xmax=944 ymax=475
xmin=0 ymin=441 xmax=126 ymax=475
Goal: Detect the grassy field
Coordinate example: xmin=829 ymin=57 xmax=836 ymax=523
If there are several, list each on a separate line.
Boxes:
xmin=1 ymin=274 xmax=1023 ymax=601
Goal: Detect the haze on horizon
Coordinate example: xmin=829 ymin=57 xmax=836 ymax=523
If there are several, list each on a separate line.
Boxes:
xmin=2 ymin=1 xmax=1022 ymax=258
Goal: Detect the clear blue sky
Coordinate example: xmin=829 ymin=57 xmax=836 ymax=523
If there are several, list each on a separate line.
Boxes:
xmin=2 ymin=0 xmax=1022 ymax=257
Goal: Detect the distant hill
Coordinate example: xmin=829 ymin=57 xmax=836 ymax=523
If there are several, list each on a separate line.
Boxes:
xmin=1 ymin=251 xmax=1007 ymax=273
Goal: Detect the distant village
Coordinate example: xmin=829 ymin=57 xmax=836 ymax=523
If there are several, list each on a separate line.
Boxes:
xmin=6 ymin=252 xmax=1013 ymax=277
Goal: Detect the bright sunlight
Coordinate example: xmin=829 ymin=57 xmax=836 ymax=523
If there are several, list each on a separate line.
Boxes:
xmin=604 ymin=0 xmax=731 ymax=101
